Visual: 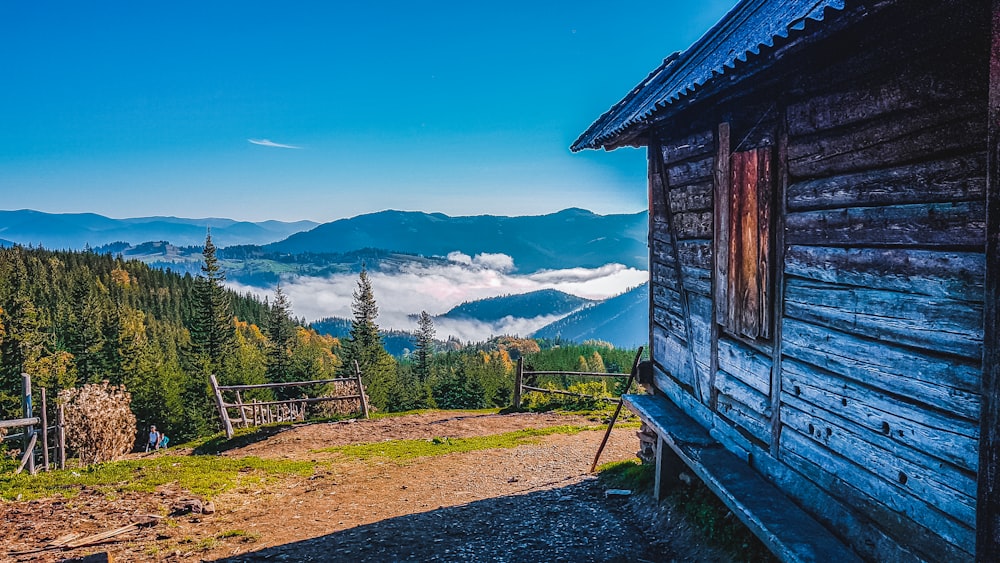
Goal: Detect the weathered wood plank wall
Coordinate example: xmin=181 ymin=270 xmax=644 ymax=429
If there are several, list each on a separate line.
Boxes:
xmin=977 ymin=1 xmax=1000 ymax=559
xmin=645 ymin=2 xmax=987 ymax=560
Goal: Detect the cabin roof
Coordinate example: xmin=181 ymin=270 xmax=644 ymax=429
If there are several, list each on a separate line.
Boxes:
xmin=571 ymin=0 xmax=847 ymax=152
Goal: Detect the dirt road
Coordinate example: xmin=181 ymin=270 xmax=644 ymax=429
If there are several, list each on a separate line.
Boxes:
xmin=1 ymin=411 xmax=729 ymax=562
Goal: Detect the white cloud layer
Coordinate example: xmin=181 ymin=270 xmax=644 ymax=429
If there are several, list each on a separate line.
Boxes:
xmin=227 ymin=260 xmax=647 ymax=343
xmin=446 ymin=251 xmax=515 ymax=273
xmin=248 ymin=138 xmax=301 ymax=149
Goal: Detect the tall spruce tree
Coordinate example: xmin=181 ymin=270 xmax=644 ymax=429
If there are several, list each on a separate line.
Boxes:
xmin=183 ymin=231 xmax=236 ymax=436
xmin=189 ymin=232 xmax=235 ymax=367
xmin=414 ymin=310 xmax=435 ymax=382
xmin=342 ymin=265 xmax=397 ymax=410
xmin=265 ymin=285 xmax=296 ymax=394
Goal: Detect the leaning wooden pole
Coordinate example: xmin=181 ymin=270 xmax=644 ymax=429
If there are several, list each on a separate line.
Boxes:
xmin=589 ymin=346 xmax=644 ymax=473
xmin=40 ymin=388 xmax=49 ymax=471
xmin=209 ymin=374 xmax=235 ymax=439
xmin=353 ymin=360 xmax=370 ymax=419
xmin=21 ymin=373 xmax=35 ymax=475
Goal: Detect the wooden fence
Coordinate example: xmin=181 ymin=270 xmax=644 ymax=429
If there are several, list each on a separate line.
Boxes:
xmin=1 ymin=373 xmax=67 ymax=474
xmin=210 ymin=360 xmax=371 ymax=439
xmin=511 ymin=358 xmax=631 ymax=409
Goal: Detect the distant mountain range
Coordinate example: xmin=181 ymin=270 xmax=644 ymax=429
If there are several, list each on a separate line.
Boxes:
xmin=0 ymin=209 xmax=318 ymax=249
xmin=265 ymin=208 xmax=647 ymax=273
xmin=9 ymin=208 xmax=649 ymax=277
xmin=531 ymin=283 xmax=648 ymax=349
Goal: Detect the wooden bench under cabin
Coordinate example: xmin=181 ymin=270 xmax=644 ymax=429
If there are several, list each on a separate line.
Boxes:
xmin=623 ymin=393 xmax=862 ymax=563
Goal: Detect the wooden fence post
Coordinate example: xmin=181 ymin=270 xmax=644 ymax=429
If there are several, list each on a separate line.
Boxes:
xmin=353 ymin=360 xmax=370 ymax=419
xmin=40 ymin=387 xmax=49 ymax=471
xmin=513 ymin=358 xmax=524 ymax=410
xmin=209 ymin=374 xmax=234 ymax=439
xmin=21 ymin=373 xmax=35 ymax=475
xmin=57 ymin=403 xmax=66 ymax=470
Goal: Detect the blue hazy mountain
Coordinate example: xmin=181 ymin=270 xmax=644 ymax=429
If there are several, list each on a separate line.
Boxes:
xmin=0 ymin=209 xmax=317 ymax=249
xmin=532 ymin=283 xmax=648 ymax=349
xmin=266 ymin=208 xmax=648 ymax=273
xmin=440 ymin=289 xmax=594 ymax=322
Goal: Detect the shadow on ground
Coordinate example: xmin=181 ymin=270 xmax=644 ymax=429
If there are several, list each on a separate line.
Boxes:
xmin=210 ymin=479 xmax=669 ymax=563
xmin=192 ymin=425 xmax=294 ymax=455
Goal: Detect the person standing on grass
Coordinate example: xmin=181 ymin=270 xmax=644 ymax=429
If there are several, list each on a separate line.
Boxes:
xmin=147 ymin=425 xmax=161 ymax=452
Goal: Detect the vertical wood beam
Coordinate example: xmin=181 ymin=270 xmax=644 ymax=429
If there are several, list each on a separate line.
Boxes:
xmin=40 ymin=387 xmax=49 ymax=472
xmin=648 ymin=147 xmax=657 ymax=365
xmin=978 ymin=2 xmax=1000 ymax=559
xmin=769 ymin=109 xmax=789 ymax=458
xmin=209 ymin=374 xmax=234 ymax=439
xmin=57 ymin=403 xmax=65 ymax=470
xmin=710 ymin=123 xmax=729 ymax=411
xmin=21 ymin=373 xmax=34 ymax=475
xmin=654 ymin=436 xmax=684 ymax=501
xmin=354 ymin=360 xmax=371 ymax=419
xmin=513 ymin=357 xmax=524 ymax=410
xmin=714 ymin=123 xmax=731 ymax=335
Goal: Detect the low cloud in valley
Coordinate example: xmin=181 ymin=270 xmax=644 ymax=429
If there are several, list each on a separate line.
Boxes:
xmin=229 ymin=255 xmax=646 ymax=343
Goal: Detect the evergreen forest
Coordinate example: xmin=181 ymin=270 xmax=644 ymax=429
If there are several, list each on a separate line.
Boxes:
xmin=0 ymin=242 xmax=641 ymax=447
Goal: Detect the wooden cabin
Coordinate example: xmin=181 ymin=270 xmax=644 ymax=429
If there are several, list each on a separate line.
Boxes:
xmin=573 ymin=0 xmax=999 ymax=560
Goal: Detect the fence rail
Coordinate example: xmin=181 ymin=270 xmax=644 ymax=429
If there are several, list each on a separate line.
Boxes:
xmin=211 ymin=361 xmax=371 ymax=439
xmin=1 ymin=373 xmax=66 ymax=474
xmin=512 ymin=359 xmax=631 ymax=409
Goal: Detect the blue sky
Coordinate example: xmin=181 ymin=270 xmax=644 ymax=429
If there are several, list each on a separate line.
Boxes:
xmin=0 ymin=1 xmax=736 ymax=222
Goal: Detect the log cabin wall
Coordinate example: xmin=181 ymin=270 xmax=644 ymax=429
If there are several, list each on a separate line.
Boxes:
xmin=647 ymin=2 xmax=987 ymax=560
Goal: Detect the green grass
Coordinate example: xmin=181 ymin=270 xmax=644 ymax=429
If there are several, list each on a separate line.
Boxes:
xmin=216 ymin=529 xmax=260 ymax=542
xmin=596 ymin=459 xmax=775 ymax=562
xmin=596 ymin=458 xmax=654 ymax=492
xmin=0 ymin=454 xmax=314 ymax=502
xmin=668 ymin=481 xmax=776 ymax=562
xmin=316 ymin=424 xmax=605 ymax=462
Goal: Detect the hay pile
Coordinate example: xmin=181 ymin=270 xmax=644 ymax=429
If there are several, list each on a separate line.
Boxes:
xmin=59 ymin=382 xmax=137 ymax=463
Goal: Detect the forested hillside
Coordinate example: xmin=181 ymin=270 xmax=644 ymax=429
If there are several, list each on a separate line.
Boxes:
xmin=440 ymin=289 xmax=593 ymax=322
xmin=0 ymin=244 xmax=333 ymax=441
xmin=0 ymin=244 xmax=641 ymax=448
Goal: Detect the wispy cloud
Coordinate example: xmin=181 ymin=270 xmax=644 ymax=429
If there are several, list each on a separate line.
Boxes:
xmin=226 ymin=260 xmax=648 ymax=343
xmin=248 ymin=138 xmax=301 ymax=149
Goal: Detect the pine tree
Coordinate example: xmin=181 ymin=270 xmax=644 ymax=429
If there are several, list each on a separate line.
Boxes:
xmin=188 ymin=231 xmax=235 ymax=368
xmin=414 ymin=310 xmax=435 ymax=382
xmin=182 ymin=231 xmax=236 ymax=437
xmin=341 ymin=265 xmax=397 ymax=410
xmin=265 ymin=285 xmax=296 ymax=394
